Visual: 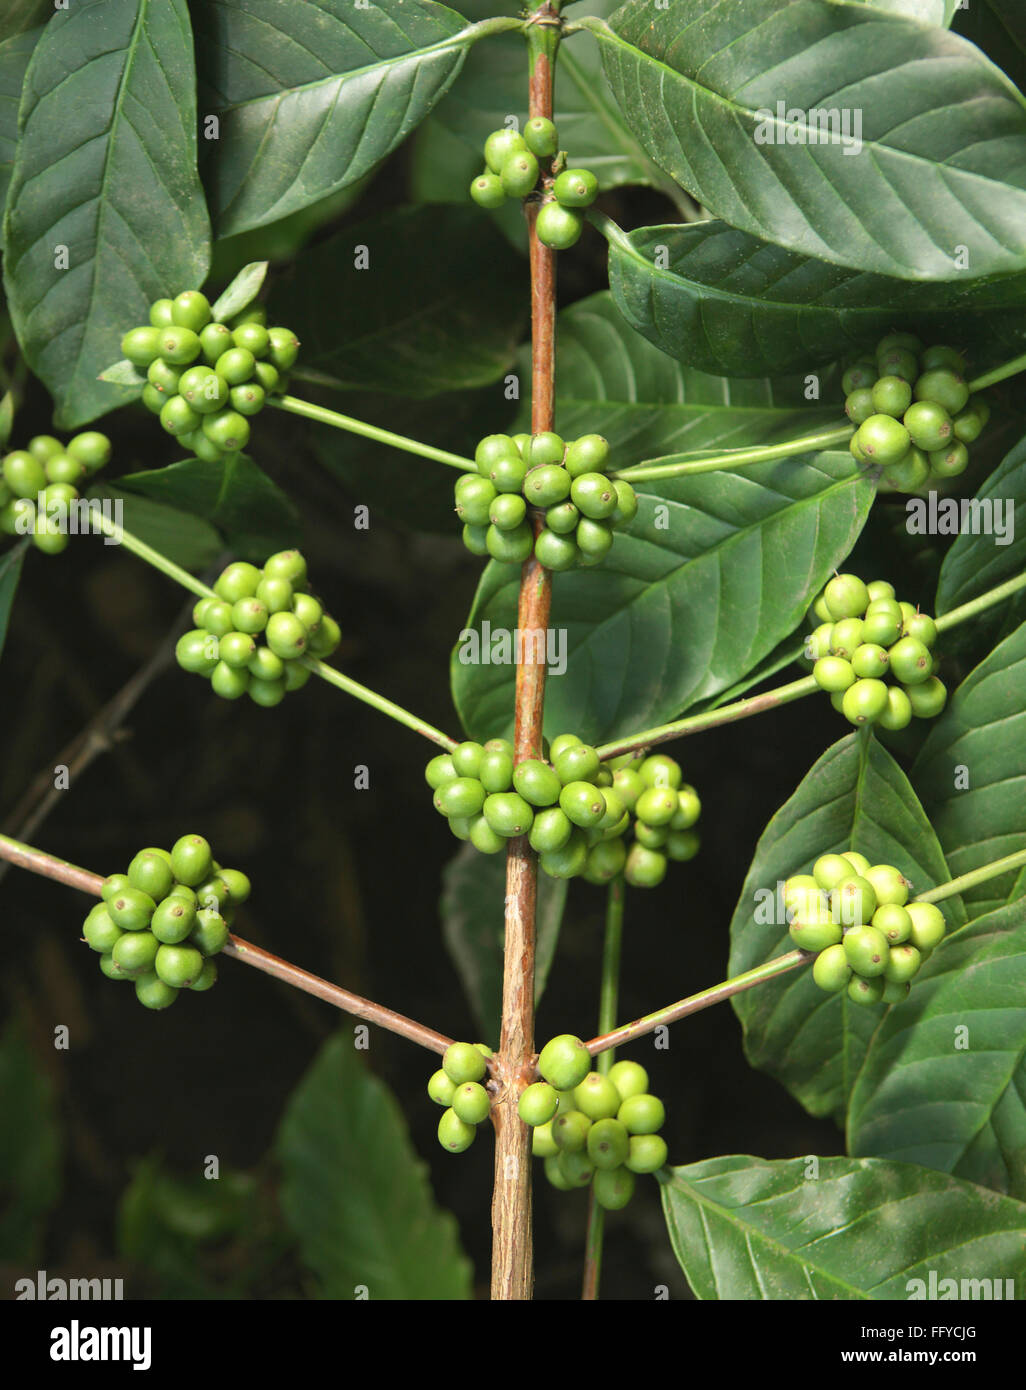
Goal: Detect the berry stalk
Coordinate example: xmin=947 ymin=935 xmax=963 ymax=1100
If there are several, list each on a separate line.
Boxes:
xmin=914 ymin=846 xmax=1026 ymax=905
xmin=967 ymin=349 xmax=1026 ymax=394
xmin=934 ymin=570 xmax=1026 ymax=634
xmin=0 ymin=830 xmax=454 ymax=1053
xmin=268 ymin=395 xmax=476 ymax=473
xmin=613 ymin=425 xmax=855 ymax=483
xmin=581 ymin=872 xmax=626 ymax=1300
xmin=490 ymin=4 xmax=561 ymax=1304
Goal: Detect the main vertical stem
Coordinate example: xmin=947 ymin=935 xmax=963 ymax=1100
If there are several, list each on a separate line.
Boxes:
xmin=490 ymin=6 xmax=560 ymax=1303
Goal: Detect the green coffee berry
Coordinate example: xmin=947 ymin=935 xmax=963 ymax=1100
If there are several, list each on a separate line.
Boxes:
xmin=518 ymin=1081 xmax=558 ymax=1127
xmin=848 ymin=975 xmax=886 ymax=1006
xmin=484 ymin=129 xmax=527 ymax=174
xmin=83 ymin=905 xmax=123 ymax=954
xmin=823 ymin=574 xmax=870 ymax=620
xmin=121 ymin=326 xmax=162 ymax=366
xmin=170 ymin=834 xmax=213 ymax=887
xmin=553 ymin=743 xmax=600 ymax=785
xmin=906 ymin=676 xmax=947 ymax=719
xmin=190 ymin=909 xmax=230 ymax=957
xmin=483 ymin=791 xmax=534 ymax=837
xmin=887 ymin=445 xmax=933 ymax=492
xmin=428 ymin=1069 xmax=457 ymax=1106
xmin=607 ymin=1060 xmax=648 ymax=1101
xmin=864 ymin=864 xmax=910 ymax=907
xmin=617 ymin=1093 xmax=665 ymax=1134
xmin=884 ymin=943 xmax=922 ymax=983
xmin=528 ymin=807 xmax=573 ymax=854
xmin=533 ymin=528 xmax=579 ymax=571
xmin=583 ymin=838 xmax=628 ymax=882
xmin=540 ymin=830 xmax=589 ymax=879
xmin=573 ymin=1072 xmax=621 ymax=1121
xmin=438 ymin=1108 xmax=476 ymax=1153
xmin=135 ymin=972 xmax=179 ymax=1010
xmin=813 ymin=854 xmax=855 ymax=891
xmin=112 ymin=930 xmax=159 ymax=977
xmin=501 ymin=151 xmax=540 ymax=197
xmin=626 ymin=1134 xmax=668 ymax=1174
xmin=532 ymin=1122 xmax=559 ymax=1157
xmin=127 ymin=850 xmax=174 ymax=902
xmin=108 ymin=888 xmax=157 ymax=932
xmin=454 ymin=1081 xmax=491 ymax=1125
xmin=845 ymin=388 xmax=875 ymax=425
xmin=559 ymin=781 xmax=606 ymax=829
xmin=592 ymin=1166 xmax=635 ymax=1210
xmin=558 ymin=1149 xmax=597 ymax=1188
xmin=231 ymin=322 xmax=269 ymax=358
xmin=513 ymin=759 xmax=561 ymax=807
xmin=624 ymin=843 xmax=667 ymax=888
xmin=154 ymin=943 xmax=204 ymax=989
xmin=99 ymin=954 xmax=129 ymax=982
xmin=175 ymin=628 xmax=218 ymax=674
xmin=570 ymin=472 xmax=617 ymax=519
xmin=841 ymin=360 xmax=877 ymax=394
xmin=478 ymin=748 xmax=514 ymax=794
xmin=842 ymin=678 xmax=889 ymax=726
xmin=552 ymin=1109 xmax=592 ymax=1153
xmin=151 ymin=896 xmax=196 ymax=944
xmin=812 ymin=943 xmax=852 ymax=992
xmin=813 ymin=656 xmax=855 ymax=693
xmin=538 ymin=1034 xmax=591 ymax=1092
xmin=843 ymin=924 xmax=890 ymax=977
xmin=564 ymin=435 xmax=609 ymax=477
xmin=871 ymin=375 xmax=912 ymax=418
xmin=856 ymin=415 xmax=911 ymax=466
xmin=829 ymin=619 xmax=864 ymax=660
xmin=907 ymin=901 xmax=945 ymax=953
xmin=831 ymin=875 xmax=878 ymax=926
xmin=544 ymin=1154 xmax=575 ymax=1190
xmin=190 ymin=960 xmax=218 ymax=992
xmin=443 ymin=1041 xmax=488 ymax=1085
xmin=862 ymin=603 xmax=903 ymax=649
xmin=889 ymin=636 xmax=932 ymax=685
xmin=851 ymin=643 xmax=890 ymax=680
xmin=464 ymin=520 xmax=492 ymax=556
xmin=788 ymin=904 xmax=842 ymax=952
xmin=170 ymin=290 xmax=211 ymax=332
xmin=553 ymin=168 xmax=598 ymax=207
xmin=872 ymin=903 xmax=912 ymax=945
xmin=523 ymin=116 xmax=558 ymax=157
xmin=914 ymin=368 xmax=969 ymax=416
xmin=451 ymin=741 xmax=484 ymax=778
xmin=266 ymin=327 xmax=300 ymax=371
xmin=587 ymin=1117 xmax=630 ymax=1170
xmin=535 ymin=202 xmax=584 ymax=250
xmin=929 ymin=442 xmax=969 ymax=478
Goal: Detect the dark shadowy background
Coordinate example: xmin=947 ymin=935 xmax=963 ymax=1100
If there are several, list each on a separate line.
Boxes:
xmin=1 ymin=142 xmax=1020 ymax=1302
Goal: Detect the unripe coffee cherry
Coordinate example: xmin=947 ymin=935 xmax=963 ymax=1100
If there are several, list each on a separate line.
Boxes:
xmin=843 ymin=925 xmax=890 ymax=977
xmin=812 ymin=943 xmax=851 ymax=992
xmin=872 ymin=903 xmax=913 ymax=945
xmin=470 ymin=172 xmax=506 ymax=208
xmin=112 ymin=930 xmax=159 ymax=977
xmin=544 ymin=1154 xmax=575 ymax=1190
xmin=518 ymin=1081 xmax=558 ymax=1127
xmin=155 ymin=943 xmax=204 ymax=988
xmin=842 ymin=677 xmax=889 ymax=726
xmin=558 ymin=1150 xmax=597 ymax=1188
xmin=532 ymin=1122 xmax=559 ymax=1157
xmin=513 ymin=759 xmax=561 ymax=807
xmin=501 ymin=151 xmax=540 ymax=198
xmin=454 ymin=1081 xmax=491 ymax=1125
xmin=553 ymin=168 xmax=598 ymax=207
xmin=889 ymin=636 xmax=933 ymax=685
xmin=428 ymin=1070 xmax=457 ymax=1106
xmin=443 ymin=1041 xmax=488 ymax=1085
xmin=150 ymin=896 xmax=196 ymax=944
xmin=592 ymin=1166 xmax=635 ymax=1210
xmin=617 ymin=1093 xmax=665 ymax=1134
xmin=907 ymin=901 xmax=946 ymax=953
xmin=831 ymin=874 xmax=878 ymax=926
xmin=626 ymin=1134 xmax=668 ymax=1174
xmin=884 ymin=944 xmax=922 ymax=983
xmin=483 ymin=129 xmax=527 ymax=174
xmin=848 ymin=975 xmax=886 ymax=1006
xmin=135 ymin=972 xmax=179 ymax=1010
xmin=552 ymin=1110 xmax=592 ymax=1153
xmin=523 ymin=116 xmax=558 ymax=157
xmin=438 ymin=1108 xmax=476 ymax=1153
xmin=574 ymin=1072 xmax=622 ymax=1120
xmin=538 ymin=1034 xmax=591 ymax=1091
xmin=788 ymin=906 xmax=842 ymax=953
xmin=108 ymin=888 xmax=157 ymax=931
xmin=536 ymin=202 xmax=584 ymax=250
xmin=83 ymin=905 xmax=123 ymax=954
xmin=856 ymin=415 xmax=911 ymax=466
xmin=529 ymin=807 xmax=573 ymax=854
xmin=865 ymin=864 xmax=910 ymax=906
xmin=587 ymin=1117 xmax=630 ymax=1170
xmin=814 ymin=854 xmax=856 ymax=891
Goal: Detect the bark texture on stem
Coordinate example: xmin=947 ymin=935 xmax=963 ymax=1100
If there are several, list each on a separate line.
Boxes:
xmin=490 ymin=7 xmax=559 ymax=1303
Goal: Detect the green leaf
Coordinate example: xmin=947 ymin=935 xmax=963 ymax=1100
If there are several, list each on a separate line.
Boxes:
xmin=209 ymin=261 xmax=267 ymax=323
xmin=0 ymin=542 xmax=25 ymax=662
xmin=589 ymin=0 xmax=1026 ymax=280
xmin=934 ymin=434 xmax=1026 ymax=615
xmin=0 ymin=2 xmax=51 ymax=45
xmin=0 ymin=24 xmax=41 ymax=221
xmin=0 ymin=389 xmax=14 ymax=447
xmin=440 ymin=841 xmax=568 ymax=1040
xmin=98 ymin=359 xmax=147 ymax=387
xmin=603 ymin=218 xmax=1026 ymax=379
xmin=269 ymin=207 xmax=527 ymax=398
xmin=90 ymin=486 xmax=222 ymax=572
xmin=196 ymin=0 xmax=481 ymax=237
xmin=849 ymin=898 xmax=1026 ymax=1197
xmin=118 ymin=455 xmax=301 ymax=562
xmin=661 ymin=1154 xmax=1026 ymax=1299
xmin=729 ymin=733 xmax=963 ymax=1124
xmin=276 ymin=1032 xmax=473 ymax=1300
xmin=912 ymin=620 xmax=1026 ymax=918
xmin=0 ymin=1021 xmax=62 ymax=1262
xmin=2 ymin=0 xmax=211 ymax=427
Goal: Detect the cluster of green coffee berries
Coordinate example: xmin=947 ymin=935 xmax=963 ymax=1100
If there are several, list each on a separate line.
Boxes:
xmin=843 ymin=334 xmax=988 ymax=491
xmin=426 ymin=738 xmax=699 ymax=887
xmin=81 ymin=836 xmax=250 ymax=1009
xmin=175 ymin=550 xmax=340 ymax=706
xmin=456 ymin=432 xmax=636 ymax=570
xmin=469 ymin=119 xmax=599 ymax=250
xmin=0 ymin=431 xmax=111 ymax=554
xmin=784 ymin=852 xmax=946 ymax=1006
xmin=806 ymin=573 xmax=946 ymax=728
xmin=527 ymin=1035 xmax=667 ymax=1208
xmin=121 ymin=291 xmax=299 ymax=461
xmin=429 ymin=1042 xmax=495 ymax=1151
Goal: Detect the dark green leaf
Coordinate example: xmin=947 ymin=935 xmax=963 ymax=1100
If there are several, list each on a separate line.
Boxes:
xmin=269 ymin=206 xmax=527 ymax=398
xmin=0 ymin=2 xmax=52 ymax=45
xmin=0 ymin=541 xmax=25 ymax=663
xmin=662 ymin=1154 xmax=1026 ymax=1299
xmin=0 ymin=1021 xmax=61 ymax=1262
xmin=440 ymin=841 xmax=568 ymax=1039
xmin=276 ymin=1032 xmax=473 ymax=1300
xmin=935 ymin=433 xmax=1026 ymax=615
xmin=3 ymin=0 xmax=211 ymax=427
xmin=912 ymin=620 xmax=1026 ymax=918
xmin=196 ymin=0 xmax=480 ymax=237
xmin=730 ymin=734 xmax=963 ymax=1124
xmin=590 ymin=0 xmax=1026 ymax=280
xmin=98 ymin=359 xmax=147 ymax=387
xmin=849 ymin=898 xmax=1026 ymax=1197
xmin=90 ymin=486 xmax=222 ymax=572
xmin=209 ymin=261 xmax=267 ymax=322
xmin=604 ymin=218 xmax=1026 ymax=378
xmin=118 ymin=455 xmax=301 ymax=562
xmin=0 ymin=25 xmax=41 ymax=221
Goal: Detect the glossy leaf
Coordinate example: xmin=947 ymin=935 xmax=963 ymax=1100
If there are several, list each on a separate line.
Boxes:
xmin=935 ymin=434 xmax=1026 ymax=615
xmin=452 ymin=296 xmax=869 ymax=745
xmin=3 ymin=0 xmax=211 ymax=427
xmin=0 ymin=543 xmax=25 ymax=665
xmin=912 ymin=620 xmax=1026 ymax=918
xmin=269 ymin=207 xmax=527 ymax=398
xmin=118 ymin=454 xmax=301 ymax=562
xmin=195 ymin=0 xmax=480 ymax=237
xmin=276 ymin=1032 xmax=473 ymax=1300
xmin=98 ymin=360 xmax=147 ymax=387
xmin=729 ymin=733 xmax=963 ymax=1124
xmin=849 ymin=899 xmax=1026 ymax=1197
xmin=604 ymin=218 xmax=1026 ymax=378
xmin=440 ymin=841 xmax=568 ymax=1040
xmin=0 ymin=25 xmax=41 ymax=222
xmin=0 ymin=2 xmax=51 ymax=45
xmin=662 ymin=1154 xmax=1026 ymax=1299
xmin=590 ymin=0 xmax=1026 ymax=280
xmin=209 ymin=260 xmax=267 ymax=323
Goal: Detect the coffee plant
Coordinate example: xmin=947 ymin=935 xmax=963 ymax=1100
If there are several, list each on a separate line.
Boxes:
xmin=1 ymin=0 xmax=1025 ymax=1312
